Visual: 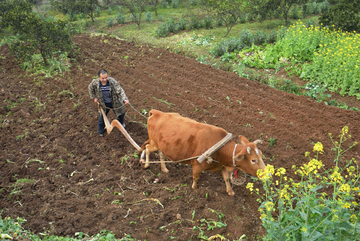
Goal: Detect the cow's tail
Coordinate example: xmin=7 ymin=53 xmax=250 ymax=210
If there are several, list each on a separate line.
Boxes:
xmin=140 ymin=139 xmax=150 ymax=152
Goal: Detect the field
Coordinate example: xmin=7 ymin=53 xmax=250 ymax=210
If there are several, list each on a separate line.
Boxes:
xmin=0 ymin=33 xmax=359 ymax=240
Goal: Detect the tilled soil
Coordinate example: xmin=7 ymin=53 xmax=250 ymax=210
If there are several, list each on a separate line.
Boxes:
xmin=0 ymin=33 xmax=359 ymax=240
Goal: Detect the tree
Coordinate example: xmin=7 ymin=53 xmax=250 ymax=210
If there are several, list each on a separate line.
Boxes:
xmin=116 ymin=0 xmax=151 ymax=30
xmin=149 ymin=0 xmax=159 ymax=16
xmin=201 ymin=0 xmax=249 ymax=37
xmin=0 ymin=0 xmax=33 ymax=31
xmin=1 ymin=0 xmax=74 ymax=65
xmin=319 ymin=0 xmax=360 ymax=32
xmin=50 ymin=0 xmax=100 ymax=22
xmin=251 ymin=0 xmax=306 ymax=26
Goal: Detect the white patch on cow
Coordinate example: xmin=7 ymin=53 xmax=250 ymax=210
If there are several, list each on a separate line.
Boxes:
xmin=141 ymin=150 xmax=146 ymax=159
xmin=247 ymin=147 xmax=251 ymax=154
xmin=255 ymin=149 xmax=259 ymax=155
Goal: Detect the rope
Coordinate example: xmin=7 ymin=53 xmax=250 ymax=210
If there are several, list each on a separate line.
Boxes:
xmin=197 ymin=133 xmax=233 ymax=163
xmin=98 ymin=102 xmax=148 ymax=120
xmin=143 ymin=155 xmax=222 ymax=164
xmin=128 ymin=103 xmax=148 ymax=120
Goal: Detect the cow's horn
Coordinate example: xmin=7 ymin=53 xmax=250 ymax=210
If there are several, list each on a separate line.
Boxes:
xmin=254 ymin=139 xmax=263 ymax=145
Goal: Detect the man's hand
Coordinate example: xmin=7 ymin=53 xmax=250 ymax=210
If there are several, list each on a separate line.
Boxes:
xmin=124 ymin=100 xmax=129 ymax=105
xmin=94 ymin=98 xmax=98 ymax=103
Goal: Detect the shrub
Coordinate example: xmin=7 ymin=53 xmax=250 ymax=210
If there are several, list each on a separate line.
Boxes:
xmin=67 ymin=13 xmax=77 ymax=22
xmin=78 ymin=13 xmax=86 ymax=19
xmin=166 ymin=17 xmax=177 ymax=33
xmin=155 ymin=22 xmax=169 ymax=37
xmin=277 ymin=26 xmax=287 ymax=40
xmin=107 ymin=6 xmax=113 ymax=15
xmin=115 ymin=13 xmax=125 ymax=24
xmin=246 ymin=13 xmax=256 ymax=22
xmin=171 ymin=0 xmax=179 ymax=8
xmin=189 ymin=15 xmax=202 ymax=29
xmin=289 ymin=6 xmax=301 ymax=19
xmin=215 ymin=17 xmax=223 ymax=27
xmin=158 ymin=15 xmax=164 ymax=21
xmin=130 ymin=14 xmax=137 ymax=23
xmin=319 ymin=0 xmax=360 ymax=32
xmin=94 ymin=7 xmax=101 ymax=17
xmin=319 ymin=0 xmax=330 ymax=13
xmin=226 ymin=37 xmax=242 ymax=52
xmin=238 ymin=29 xmax=253 ymax=47
xmin=145 ymin=12 xmax=153 ymax=22
xmin=161 ymin=1 xmax=169 ymax=8
xmin=177 ymin=18 xmax=187 ymax=31
xmin=267 ymin=30 xmax=277 ymax=43
xmin=210 ymin=40 xmax=228 ymax=57
xmin=305 ymin=19 xmax=315 ymax=28
xmin=202 ymin=15 xmax=213 ymax=29
xmin=106 ymin=17 xmax=114 ymax=28
xmin=253 ymin=30 xmax=267 ymax=45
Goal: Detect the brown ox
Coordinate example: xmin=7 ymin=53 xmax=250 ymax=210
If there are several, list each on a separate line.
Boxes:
xmin=140 ymin=109 xmax=265 ymax=196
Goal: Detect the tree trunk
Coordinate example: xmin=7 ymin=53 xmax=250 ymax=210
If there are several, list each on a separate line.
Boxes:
xmin=154 ymin=5 xmax=158 ymax=16
xmin=40 ymin=48 xmax=48 ymax=66
xmin=224 ymin=24 xmax=233 ymax=37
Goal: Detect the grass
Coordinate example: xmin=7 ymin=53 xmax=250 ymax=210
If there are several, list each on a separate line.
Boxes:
xmin=0 ymin=215 xmax=136 ymax=240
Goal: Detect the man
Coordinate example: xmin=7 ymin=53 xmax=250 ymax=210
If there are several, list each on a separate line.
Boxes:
xmin=88 ymin=69 xmax=129 ymax=137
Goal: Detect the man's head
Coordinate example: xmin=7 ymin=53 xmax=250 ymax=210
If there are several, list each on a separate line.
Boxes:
xmin=98 ymin=69 xmax=108 ymax=85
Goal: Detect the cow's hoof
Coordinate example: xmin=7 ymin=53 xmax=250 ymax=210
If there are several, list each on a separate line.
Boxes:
xmin=227 ymin=190 xmax=235 ymax=196
xmin=161 ymin=167 xmax=169 ymax=173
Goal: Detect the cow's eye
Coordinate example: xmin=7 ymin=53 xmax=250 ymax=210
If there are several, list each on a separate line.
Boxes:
xmin=251 ymin=159 xmax=257 ymax=165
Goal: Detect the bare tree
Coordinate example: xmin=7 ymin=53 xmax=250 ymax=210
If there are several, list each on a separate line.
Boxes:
xmin=117 ymin=0 xmax=151 ymax=29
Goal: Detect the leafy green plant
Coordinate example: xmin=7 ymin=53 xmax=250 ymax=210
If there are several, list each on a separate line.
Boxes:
xmin=177 ymin=18 xmax=187 ymax=31
xmin=202 ymin=15 xmax=213 ymax=29
xmin=106 ymin=17 xmax=114 ymax=28
xmin=238 ymin=29 xmax=253 ymax=47
xmin=269 ymin=137 xmax=276 ymax=147
xmin=189 ymin=15 xmax=202 ymax=29
xmin=253 ymin=30 xmax=267 ymax=45
xmin=145 ymin=11 xmax=153 ymax=22
xmin=247 ymin=126 xmax=360 ymax=240
xmin=8 ymin=178 xmax=35 ymax=200
xmin=115 ymin=13 xmax=126 ymax=24
xmin=59 ymin=90 xmax=75 ymax=99
xmin=155 ymin=22 xmax=169 ymax=37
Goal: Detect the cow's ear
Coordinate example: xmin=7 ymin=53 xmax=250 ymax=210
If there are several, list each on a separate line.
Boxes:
xmin=234 ymin=148 xmax=247 ymax=161
xmin=239 ymin=135 xmax=249 ymax=145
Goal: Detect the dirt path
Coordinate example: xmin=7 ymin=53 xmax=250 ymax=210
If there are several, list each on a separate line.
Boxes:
xmin=0 ymin=33 xmax=359 ymax=240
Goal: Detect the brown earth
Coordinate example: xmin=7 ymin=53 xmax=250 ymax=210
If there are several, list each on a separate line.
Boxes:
xmin=0 ymin=33 xmax=359 ymax=241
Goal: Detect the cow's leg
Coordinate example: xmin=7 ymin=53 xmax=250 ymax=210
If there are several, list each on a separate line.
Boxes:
xmin=159 ymin=151 xmax=169 ymax=173
xmin=221 ymin=167 xmax=235 ymax=196
xmin=191 ymin=164 xmax=203 ymax=189
xmin=143 ymin=144 xmax=151 ymax=169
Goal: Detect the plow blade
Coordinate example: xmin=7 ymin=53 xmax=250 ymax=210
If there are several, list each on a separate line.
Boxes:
xmin=99 ymin=106 xmax=141 ymax=151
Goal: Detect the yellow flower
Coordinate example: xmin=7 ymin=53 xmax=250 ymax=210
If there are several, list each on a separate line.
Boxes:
xmin=301 ymin=227 xmax=308 ymax=233
xmin=264 ymin=201 xmax=274 ymax=212
xmin=350 ymin=214 xmax=357 ymax=223
xmin=275 ymin=167 xmax=286 ymax=176
xmin=246 ymin=183 xmax=254 ymax=192
xmin=313 ymin=142 xmax=324 ymax=153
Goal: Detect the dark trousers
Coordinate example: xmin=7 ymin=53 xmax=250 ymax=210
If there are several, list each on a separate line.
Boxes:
xmin=98 ymin=102 xmax=125 ymax=135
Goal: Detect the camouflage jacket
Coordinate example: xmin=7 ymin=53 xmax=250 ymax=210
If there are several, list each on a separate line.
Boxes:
xmin=88 ymin=77 xmax=128 ymax=116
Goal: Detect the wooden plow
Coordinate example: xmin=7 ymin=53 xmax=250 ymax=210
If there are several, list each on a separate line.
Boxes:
xmin=99 ymin=105 xmax=141 ymax=151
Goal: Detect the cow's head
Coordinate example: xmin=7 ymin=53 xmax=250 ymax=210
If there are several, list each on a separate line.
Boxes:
xmin=233 ymin=136 xmax=265 ymax=176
